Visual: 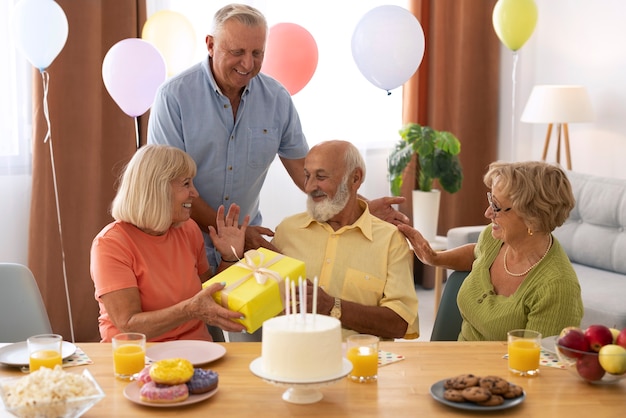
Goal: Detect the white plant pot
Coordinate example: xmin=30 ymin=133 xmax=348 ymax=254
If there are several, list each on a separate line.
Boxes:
xmin=412 ymin=189 xmax=441 ymax=242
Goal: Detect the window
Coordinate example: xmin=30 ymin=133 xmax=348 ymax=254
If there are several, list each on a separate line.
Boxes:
xmin=0 ymin=0 xmax=32 ymax=175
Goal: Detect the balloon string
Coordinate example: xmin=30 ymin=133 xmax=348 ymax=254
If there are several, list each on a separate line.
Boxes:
xmin=40 ymin=70 xmax=76 ymax=344
xmin=134 ymin=116 xmax=139 ymax=149
xmin=510 ymin=51 xmax=519 ymax=161
xmin=42 ymin=71 xmax=51 ymax=144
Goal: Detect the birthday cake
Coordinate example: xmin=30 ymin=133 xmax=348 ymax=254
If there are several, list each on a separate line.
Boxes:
xmin=261 ymin=314 xmax=343 ymax=380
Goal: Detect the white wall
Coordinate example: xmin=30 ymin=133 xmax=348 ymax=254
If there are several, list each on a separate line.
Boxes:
xmin=4 ymin=0 xmax=626 ymax=262
xmin=501 ymin=0 xmax=626 ymax=179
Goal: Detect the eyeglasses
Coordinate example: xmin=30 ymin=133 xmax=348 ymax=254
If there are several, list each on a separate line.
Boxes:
xmin=487 ymin=192 xmax=511 ymax=215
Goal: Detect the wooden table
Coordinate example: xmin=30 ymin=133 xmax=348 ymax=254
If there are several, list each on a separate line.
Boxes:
xmin=1 ymin=342 xmax=624 ymax=417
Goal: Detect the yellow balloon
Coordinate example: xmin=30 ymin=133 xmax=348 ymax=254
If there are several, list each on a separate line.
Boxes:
xmin=492 ymin=0 xmax=538 ymax=51
xmin=142 ymin=10 xmax=197 ymax=77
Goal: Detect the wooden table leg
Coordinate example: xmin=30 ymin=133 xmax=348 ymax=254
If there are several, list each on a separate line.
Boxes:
xmin=434 ymin=266 xmax=443 ymax=317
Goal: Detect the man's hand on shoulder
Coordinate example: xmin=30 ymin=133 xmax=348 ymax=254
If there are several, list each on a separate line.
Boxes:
xmin=367 ymin=196 xmax=410 ymax=226
xmin=244 ymin=225 xmax=278 ymax=252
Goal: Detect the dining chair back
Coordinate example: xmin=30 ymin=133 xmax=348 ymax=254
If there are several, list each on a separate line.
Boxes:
xmin=430 ymin=270 xmax=469 ymax=341
xmin=0 ymin=263 xmax=53 ymax=342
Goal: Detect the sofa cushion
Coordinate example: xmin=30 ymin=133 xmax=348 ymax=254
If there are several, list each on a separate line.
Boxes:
xmin=572 ymin=263 xmax=626 ymax=329
xmin=553 ymin=171 xmax=626 ymax=275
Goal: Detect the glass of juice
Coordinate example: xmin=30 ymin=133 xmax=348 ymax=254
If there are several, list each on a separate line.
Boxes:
xmin=346 ymin=334 xmax=379 ymax=383
xmin=112 ymin=332 xmax=146 ymax=380
xmin=507 ymin=329 xmax=542 ymax=376
xmin=28 ymin=333 xmax=63 ymax=372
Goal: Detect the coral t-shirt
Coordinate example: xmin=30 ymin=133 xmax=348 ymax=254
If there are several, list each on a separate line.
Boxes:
xmin=90 ymin=219 xmax=211 ymax=342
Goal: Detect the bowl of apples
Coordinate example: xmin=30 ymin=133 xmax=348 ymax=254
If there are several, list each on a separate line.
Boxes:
xmin=555 ymin=324 xmax=626 ymax=385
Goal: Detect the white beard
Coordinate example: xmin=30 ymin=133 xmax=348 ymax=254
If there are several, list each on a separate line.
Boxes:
xmin=307 ymin=179 xmax=350 ymax=222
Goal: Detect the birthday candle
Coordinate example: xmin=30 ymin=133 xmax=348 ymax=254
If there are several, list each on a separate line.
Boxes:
xmin=312 ymin=276 xmax=318 ymax=317
xmin=285 ymin=277 xmax=290 ymax=317
xmin=298 ymin=277 xmax=304 ymax=321
xmin=303 ymin=278 xmax=307 ymax=317
xmin=291 ymin=280 xmax=296 ymax=320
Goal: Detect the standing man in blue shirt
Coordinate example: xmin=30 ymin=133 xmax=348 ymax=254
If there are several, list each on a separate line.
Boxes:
xmin=148 ymin=4 xmax=408 ymax=340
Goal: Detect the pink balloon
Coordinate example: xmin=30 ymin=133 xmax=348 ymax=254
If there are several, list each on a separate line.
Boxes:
xmin=102 ymin=38 xmax=166 ymax=117
xmin=261 ymin=23 xmax=318 ymax=95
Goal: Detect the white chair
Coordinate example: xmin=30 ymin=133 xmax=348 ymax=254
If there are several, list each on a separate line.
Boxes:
xmin=0 ymin=263 xmax=53 ymax=342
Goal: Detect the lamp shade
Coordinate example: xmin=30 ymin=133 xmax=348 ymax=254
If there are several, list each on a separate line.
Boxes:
xmin=521 ymin=85 xmax=594 ymax=123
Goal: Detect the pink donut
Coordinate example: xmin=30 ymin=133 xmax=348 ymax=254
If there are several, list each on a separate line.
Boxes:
xmin=137 ymin=365 xmax=152 ymax=387
xmin=139 ymin=381 xmax=189 ymax=403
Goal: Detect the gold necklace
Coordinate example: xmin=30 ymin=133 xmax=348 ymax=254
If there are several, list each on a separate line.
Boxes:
xmin=503 ymin=234 xmax=553 ymax=277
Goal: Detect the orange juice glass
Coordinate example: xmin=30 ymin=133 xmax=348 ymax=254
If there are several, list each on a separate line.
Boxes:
xmin=347 ymin=334 xmax=379 ymax=383
xmin=27 ymin=334 xmax=63 ymax=372
xmin=507 ymin=329 xmax=541 ymax=376
xmin=112 ymin=333 xmax=146 ymax=380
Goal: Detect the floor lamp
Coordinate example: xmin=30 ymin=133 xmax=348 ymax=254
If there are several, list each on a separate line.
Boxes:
xmin=520 ymin=85 xmax=594 ymax=170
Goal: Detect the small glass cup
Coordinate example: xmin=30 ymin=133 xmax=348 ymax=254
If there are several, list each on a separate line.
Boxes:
xmin=28 ymin=333 xmax=63 ymax=372
xmin=507 ymin=329 xmax=542 ymax=376
xmin=112 ymin=332 xmax=146 ymax=381
xmin=346 ymin=334 xmax=379 ymax=383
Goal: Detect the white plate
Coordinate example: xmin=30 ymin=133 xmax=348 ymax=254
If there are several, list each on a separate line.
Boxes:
xmin=0 ymin=341 xmax=77 ymax=367
xmin=430 ymin=379 xmax=525 ymax=411
xmin=541 ymin=335 xmax=558 ymax=354
xmin=146 ymin=340 xmax=226 ymax=366
xmin=123 ymin=381 xmax=218 ymax=407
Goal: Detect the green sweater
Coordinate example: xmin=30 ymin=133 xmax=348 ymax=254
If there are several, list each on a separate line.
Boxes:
xmin=457 ymin=225 xmax=583 ymax=341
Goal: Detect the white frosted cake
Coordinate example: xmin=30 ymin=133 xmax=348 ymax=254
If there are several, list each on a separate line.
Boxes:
xmin=261 ymin=314 xmax=343 ymax=380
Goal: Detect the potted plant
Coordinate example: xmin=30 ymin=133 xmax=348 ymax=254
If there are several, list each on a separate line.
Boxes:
xmin=388 ymin=122 xmax=463 ymax=240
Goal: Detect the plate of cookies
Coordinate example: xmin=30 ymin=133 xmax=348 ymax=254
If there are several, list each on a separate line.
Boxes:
xmin=430 ymin=374 xmax=525 ymax=411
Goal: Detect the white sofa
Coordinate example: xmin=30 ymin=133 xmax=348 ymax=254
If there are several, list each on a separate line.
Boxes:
xmin=447 ymin=170 xmax=626 ymax=330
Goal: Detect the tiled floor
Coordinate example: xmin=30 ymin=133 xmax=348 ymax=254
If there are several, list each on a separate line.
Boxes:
xmin=415 ymin=284 xmax=438 ymax=341
xmin=396 ymin=283 xmax=444 ymax=342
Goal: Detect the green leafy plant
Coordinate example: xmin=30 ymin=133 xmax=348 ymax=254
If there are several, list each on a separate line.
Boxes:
xmin=388 ymin=123 xmax=463 ymax=196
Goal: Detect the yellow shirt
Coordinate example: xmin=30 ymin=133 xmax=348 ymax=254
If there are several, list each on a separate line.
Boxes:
xmin=272 ymin=200 xmax=419 ymax=339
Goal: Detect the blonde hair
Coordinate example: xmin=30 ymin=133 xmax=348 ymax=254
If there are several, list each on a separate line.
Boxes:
xmin=211 ymin=3 xmax=267 ymax=37
xmin=483 ymin=161 xmax=574 ymax=233
xmin=111 ymin=145 xmax=197 ymax=232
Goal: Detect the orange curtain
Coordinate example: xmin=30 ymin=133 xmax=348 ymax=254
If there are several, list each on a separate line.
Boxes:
xmin=403 ymin=0 xmax=500 ymax=234
xmin=28 ymin=0 xmax=148 ymax=342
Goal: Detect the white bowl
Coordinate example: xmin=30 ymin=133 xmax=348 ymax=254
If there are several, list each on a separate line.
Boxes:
xmin=0 ymin=369 xmax=105 ymax=418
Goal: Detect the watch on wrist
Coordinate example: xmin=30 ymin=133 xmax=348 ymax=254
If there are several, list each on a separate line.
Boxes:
xmin=330 ymin=297 xmax=342 ymax=319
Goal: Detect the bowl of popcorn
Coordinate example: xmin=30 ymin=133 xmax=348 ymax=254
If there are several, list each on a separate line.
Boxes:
xmin=0 ymin=366 xmax=105 ymax=418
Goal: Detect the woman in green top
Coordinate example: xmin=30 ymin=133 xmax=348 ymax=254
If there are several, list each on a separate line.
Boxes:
xmin=399 ymin=161 xmax=583 ymax=340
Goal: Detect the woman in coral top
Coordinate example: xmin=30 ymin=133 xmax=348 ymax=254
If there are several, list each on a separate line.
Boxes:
xmin=90 ymin=145 xmax=248 ymax=342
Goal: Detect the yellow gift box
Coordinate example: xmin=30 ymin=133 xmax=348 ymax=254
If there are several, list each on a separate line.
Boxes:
xmin=202 ymin=248 xmax=306 ymax=333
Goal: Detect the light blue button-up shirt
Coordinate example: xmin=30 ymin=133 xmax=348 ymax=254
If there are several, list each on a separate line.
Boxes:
xmin=148 ymin=56 xmax=309 ymax=268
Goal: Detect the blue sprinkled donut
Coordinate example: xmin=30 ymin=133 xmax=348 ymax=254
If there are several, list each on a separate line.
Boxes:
xmin=186 ymin=368 xmax=219 ymax=394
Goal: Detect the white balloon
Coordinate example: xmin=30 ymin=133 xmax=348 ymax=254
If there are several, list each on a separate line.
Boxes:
xmin=351 ymin=5 xmax=425 ymax=92
xmin=12 ymin=0 xmax=69 ymax=70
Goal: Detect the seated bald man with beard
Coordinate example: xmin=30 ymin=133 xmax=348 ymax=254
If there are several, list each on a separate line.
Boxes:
xmin=272 ymin=140 xmax=419 ymax=340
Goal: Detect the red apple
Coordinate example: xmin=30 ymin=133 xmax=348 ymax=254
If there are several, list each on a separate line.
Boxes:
xmin=557 ymin=327 xmax=590 ymax=358
xmin=576 ymin=353 xmax=606 ymax=381
xmin=584 ymin=325 xmax=614 ymax=352
xmin=616 ymin=328 xmax=626 ymax=349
